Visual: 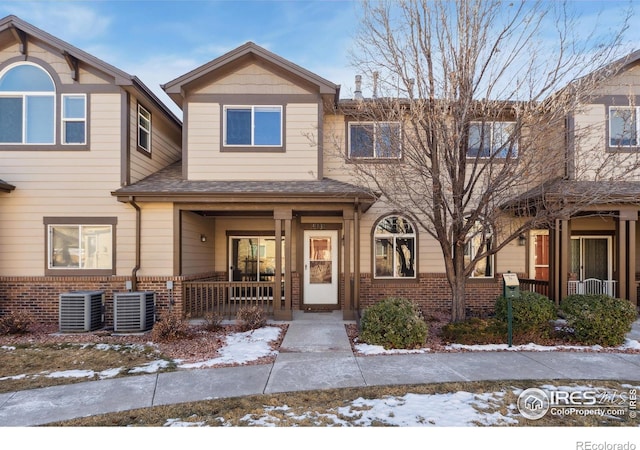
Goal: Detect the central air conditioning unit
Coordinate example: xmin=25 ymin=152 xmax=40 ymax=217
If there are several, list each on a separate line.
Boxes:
xmin=59 ymin=291 xmax=105 ymax=332
xmin=113 ymin=292 xmax=156 ymax=333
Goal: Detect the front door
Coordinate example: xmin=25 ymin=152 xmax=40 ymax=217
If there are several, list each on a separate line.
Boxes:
xmin=303 ymin=230 xmax=338 ymax=306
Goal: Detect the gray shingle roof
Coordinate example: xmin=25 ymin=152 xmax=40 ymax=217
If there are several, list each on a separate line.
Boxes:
xmin=0 ymin=179 xmax=15 ymax=193
xmin=503 ymin=177 xmax=640 ymax=209
xmin=112 ymin=162 xmax=376 ymax=200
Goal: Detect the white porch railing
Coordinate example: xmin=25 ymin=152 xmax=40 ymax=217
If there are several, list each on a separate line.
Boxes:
xmin=567 ymin=279 xmax=617 ymax=297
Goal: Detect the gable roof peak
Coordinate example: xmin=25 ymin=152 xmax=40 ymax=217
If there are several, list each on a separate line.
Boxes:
xmin=162 ymin=40 xmax=339 ymax=104
xmin=0 ymin=15 xmax=181 ymax=126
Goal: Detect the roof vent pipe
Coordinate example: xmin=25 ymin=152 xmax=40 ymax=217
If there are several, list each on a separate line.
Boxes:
xmin=372 ymin=71 xmax=379 ymax=99
xmin=354 ymin=75 xmax=363 ymax=100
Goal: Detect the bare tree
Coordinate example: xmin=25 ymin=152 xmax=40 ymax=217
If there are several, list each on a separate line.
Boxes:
xmin=339 ymin=0 xmax=634 ymax=322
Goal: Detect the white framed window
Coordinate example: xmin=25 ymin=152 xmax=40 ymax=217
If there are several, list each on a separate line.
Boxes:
xmin=48 ymin=224 xmax=113 ymax=271
xmin=138 ymin=104 xmax=151 ymax=153
xmin=467 ymin=121 xmax=517 ymax=158
xmin=62 ymin=94 xmax=86 ymax=144
xmin=0 ymin=62 xmax=55 ymax=144
xmin=464 ymin=219 xmax=494 ymax=278
xmin=373 ymin=215 xmax=416 ymax=279
xmin=609 ymin=106 xmax=638 ymax=147
xmin=348 ymin=121 xmax=401 ymax=158
xmin=224 ymin=105 xmax=282 ymax=147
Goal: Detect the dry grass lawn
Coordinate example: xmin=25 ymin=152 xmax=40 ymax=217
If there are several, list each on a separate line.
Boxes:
xmin=50 ymin=380 xmax=639 ymax=427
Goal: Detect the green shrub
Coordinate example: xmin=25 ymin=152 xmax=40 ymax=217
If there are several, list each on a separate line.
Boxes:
xmin=0 ymin=310 xmax=33 ymax=335
xmin=441 ymin=317 xmax=506 ymax=345
xmin=360 ymin=297 xmax=428 ymax=349
xmin=560 ymin=295 xmax=637 ymax=346
xmin=495 ymin=290 xmax=557 ymax=336
xmin=236 ymin=305 xmax=267 ymax=331
xmin=151 ymin=312 xmax=192 ymax=342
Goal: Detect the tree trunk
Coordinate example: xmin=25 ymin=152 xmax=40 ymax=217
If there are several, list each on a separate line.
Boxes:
xmin=451 ymin=277 xmax=467 ymax=323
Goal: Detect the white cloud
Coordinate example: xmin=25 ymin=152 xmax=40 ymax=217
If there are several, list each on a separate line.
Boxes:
xmin=0 ymin=1 xmax=112 ymax=43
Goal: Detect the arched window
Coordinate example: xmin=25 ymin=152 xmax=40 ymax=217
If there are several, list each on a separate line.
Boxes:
xmin=374 ymin=215 xmax=416 ymax=279
xmin=0 ymin=63 xmax=55 ymax=144
xmin=465 ymin=219 xmax=494 ymax=278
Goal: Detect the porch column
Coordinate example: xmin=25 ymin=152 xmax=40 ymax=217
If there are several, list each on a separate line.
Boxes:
xmin=273 ymin=208 xmax=292 ymax=320
xmin=549 ymin=224 xmax=557 ymax=303
xmin=552 ymin=218 xmax=571 ymax=304
xmin=343 ymin=208 xmax=355 ymax=320
xmin=354 ymin=205 xmax=361 ymax=316
xmin=617 ymin=214 xmax=628 ymax=301
xmin=618 ymin=209 xmax=637 ymax=305
xmin=629 ymin=217 xmax=637 ymax=305
xmin=559 ymin=219 xmax=571 ymax=302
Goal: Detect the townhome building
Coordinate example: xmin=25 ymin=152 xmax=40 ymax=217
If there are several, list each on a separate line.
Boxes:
xmin=0 ymin=15 xmax=638 ymax=329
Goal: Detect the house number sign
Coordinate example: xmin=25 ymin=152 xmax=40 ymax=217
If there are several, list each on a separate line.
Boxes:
xmin=311 ymin=223 xmax=326 ymax=230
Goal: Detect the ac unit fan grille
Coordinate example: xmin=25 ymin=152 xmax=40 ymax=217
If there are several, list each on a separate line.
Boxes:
xmin=114 ymin=292 xmax=155 ymax=332
xmin=59 ymin=291 xmax=104 ymax=332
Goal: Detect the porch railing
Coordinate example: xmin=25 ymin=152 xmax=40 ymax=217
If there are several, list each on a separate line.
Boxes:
xmin=518 ymin=278 xmax=549 ymax=297
xmin=183 ymin=281 xmax=279 ymax=318
xmin=567 ymin=279 xmax=617 ymax=297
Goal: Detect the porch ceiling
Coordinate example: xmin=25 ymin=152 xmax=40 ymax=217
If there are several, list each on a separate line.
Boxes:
xmin=112 ymin=162 xmax=378 ymax=208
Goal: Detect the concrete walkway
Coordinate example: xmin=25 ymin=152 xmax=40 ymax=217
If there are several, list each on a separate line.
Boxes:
xmin=1 ymin=312 xmax=640 ymax=427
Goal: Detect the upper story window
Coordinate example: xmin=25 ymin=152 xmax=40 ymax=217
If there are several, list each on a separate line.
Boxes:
xmin=465 ymin=219 xmax=494 ymax=278
xmin=138 ymin=104 xmax=151 ymax=153
xmin=349 ymin=121 xmax=401 ymax=159
xmin=374 ymin=215 xmax=416 ymax=279
xmin=467 ymin=121 xmax=517 ymax=158
xmin=62 ymin=94 xmax=86 ymax=144
xmin=609 ymin=106 xmax=638 ymax=147
xmin=224 ymin=105 xmax=282 ymax=147
xmin=0 ymin=63 xmax=55 ymax=144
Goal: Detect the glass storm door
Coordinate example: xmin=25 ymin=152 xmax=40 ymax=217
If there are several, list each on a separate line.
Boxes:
xmin=570 ymin=236 xmax=611 ymax=280
xmin=303 ymin=230 xmax=338 ymax=305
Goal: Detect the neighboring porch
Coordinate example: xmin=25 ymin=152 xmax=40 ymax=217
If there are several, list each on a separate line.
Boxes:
xmin=525 ymin=207 xmax=638 ymax=305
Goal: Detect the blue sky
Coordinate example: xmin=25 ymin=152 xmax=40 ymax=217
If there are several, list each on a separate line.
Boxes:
xmin=1 ymin=0 xmax=638 ymax=118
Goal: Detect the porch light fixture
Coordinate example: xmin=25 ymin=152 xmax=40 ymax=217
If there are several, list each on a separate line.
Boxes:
xmin=200 ymin=234 xmax=207 ymax=243
xmin=518 ymin=234 xmax=526 ymax=246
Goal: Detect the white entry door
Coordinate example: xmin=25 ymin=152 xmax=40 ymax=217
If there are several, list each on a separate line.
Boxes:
xmin=303 ymin=230 xmax=338 ymax=305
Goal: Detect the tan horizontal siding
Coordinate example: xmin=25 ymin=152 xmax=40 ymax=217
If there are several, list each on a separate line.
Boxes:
xmin=195 ymin=63 xmax=312 ymax=95
xmin=187 ymin=103 xmax=318 ymax=181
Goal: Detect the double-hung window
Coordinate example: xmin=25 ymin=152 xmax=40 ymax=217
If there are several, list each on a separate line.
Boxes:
xmin=373 ymin=215 xmax=416 ymax=279
xmin=467 ymin=121 xmax=517 ymax=158
xmin=138 ymin=104 xmax=151 ymax=153
xmin=62 ymin=94 xmax=86 ymax=144
xmin=0 ymin=63 xmax=55 ymax=144
xmin=224 ymin=105 xmax=282 ymax=147
xmin=349 ymin=121 xmax=401 ymax=159
xmin=609 ymin=106 xmax=639 ymax=147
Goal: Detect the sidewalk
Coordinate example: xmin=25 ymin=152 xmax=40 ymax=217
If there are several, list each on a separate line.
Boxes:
xmin=1 ymin=312 xmax=640 ymax=427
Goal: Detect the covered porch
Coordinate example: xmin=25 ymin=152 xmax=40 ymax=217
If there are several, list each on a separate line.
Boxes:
xmin=112 ymin=162 xmax=376 ymax=320
xmin=548 ymin=207 xmax=638 ymax=305
xmin=507 ymin=180 xmax=640 ymax=306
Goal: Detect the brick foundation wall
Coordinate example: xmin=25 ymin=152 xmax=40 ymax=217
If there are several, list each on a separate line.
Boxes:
xmin=1 ymin=271 xmax=506 ymax=326
xmin=358 ymin=273 xmax=504 ymax=318
xmin=0 ymin=274 xmax=218 ymax=327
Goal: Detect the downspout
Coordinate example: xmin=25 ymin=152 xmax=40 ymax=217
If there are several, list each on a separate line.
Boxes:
xmin=128 ymin=196 xmax=141 ymax=292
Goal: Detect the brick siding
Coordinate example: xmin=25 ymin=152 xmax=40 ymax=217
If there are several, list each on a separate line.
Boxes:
xmin=1 ymin=271 xmax=507 ymax=326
